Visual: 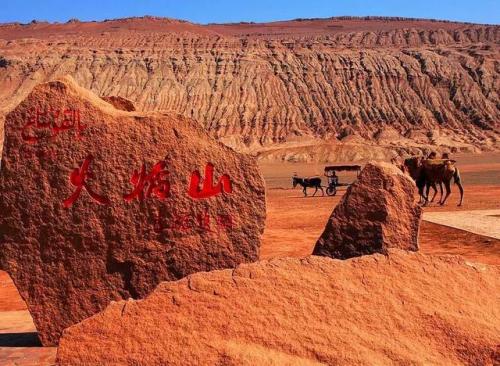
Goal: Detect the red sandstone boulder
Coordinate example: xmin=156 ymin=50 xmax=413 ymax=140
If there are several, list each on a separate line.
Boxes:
xmin=56 ymin=251 xmax=500 ymax=365
xmin=101 ymin=95 xmax=136 ymax=112
xmin=313 ymin=162 xmax=421 ymax=259
xmin=0 ymin=76 xmax=266 ymax=345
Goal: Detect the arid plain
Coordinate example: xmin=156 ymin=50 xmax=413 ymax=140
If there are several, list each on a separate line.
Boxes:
xmin=260 ymin=153 xmax=500 ymax=263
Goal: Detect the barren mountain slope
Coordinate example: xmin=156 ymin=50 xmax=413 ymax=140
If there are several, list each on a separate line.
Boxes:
xmin=0 ymin=17 xmax=498 ymax=161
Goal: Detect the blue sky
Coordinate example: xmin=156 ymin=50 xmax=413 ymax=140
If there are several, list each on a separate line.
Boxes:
xmin=1 ymin=0 xmax=498 ymax=25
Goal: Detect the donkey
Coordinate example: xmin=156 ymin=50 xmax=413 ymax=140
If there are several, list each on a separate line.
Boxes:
xmin=292 ymin=176 xmax=324 ymax=197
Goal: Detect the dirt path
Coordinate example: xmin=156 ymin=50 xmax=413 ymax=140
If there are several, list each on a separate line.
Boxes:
xmin=419 ymin=221 xmax=500 ymax=265
xmin=424 ymin=210 xmax=500 ymax=240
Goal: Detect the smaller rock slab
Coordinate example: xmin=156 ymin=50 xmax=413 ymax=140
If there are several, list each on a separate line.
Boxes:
xmin=313 ymin=162 xmax=421 ymax=259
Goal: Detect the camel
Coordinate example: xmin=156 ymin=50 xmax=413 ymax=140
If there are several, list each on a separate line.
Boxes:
xmin=403 ymin=157 xmax=464 ymax=206
xmin=395 ymin=157 xmax=436 ymax=204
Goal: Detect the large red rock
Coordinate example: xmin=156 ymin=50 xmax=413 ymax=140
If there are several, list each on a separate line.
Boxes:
xmin=0 ymin=76 xmax=266 ymax=346
xmin=56 ymin=250 xmax=500 ymax=365
xmin=313 ymin=162 xmax=421 ymax=259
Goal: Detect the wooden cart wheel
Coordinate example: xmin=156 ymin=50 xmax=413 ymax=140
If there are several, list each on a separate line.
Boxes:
xmin=326 ymin=186 xmax=337 ymax=196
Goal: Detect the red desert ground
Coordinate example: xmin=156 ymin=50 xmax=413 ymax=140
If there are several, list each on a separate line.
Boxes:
xmin=0 ymin=15 xmax=499 ymax=366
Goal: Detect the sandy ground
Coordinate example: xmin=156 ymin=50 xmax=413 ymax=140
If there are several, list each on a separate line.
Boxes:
xmin=258 ymin=153 xmax=500 ymax=261
xmin=0 ymin=272 xmax=57 ymax=365
xmin=0 ymin=153 xmax=499 ymax=365
xmin=260 ymin=186 xmax=500 ymax=264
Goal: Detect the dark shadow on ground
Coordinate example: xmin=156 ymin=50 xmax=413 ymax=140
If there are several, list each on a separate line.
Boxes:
xmin=0 ymin=332 xmax=41 ymax=347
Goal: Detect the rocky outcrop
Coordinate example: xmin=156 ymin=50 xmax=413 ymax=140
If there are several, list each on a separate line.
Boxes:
xmin=0 ymin=77 xmax=266 ymax=345
xmin=100 ymin=95 xmax=136 ymax=111
xmin=56 ymin=250 xmax=500 ymax=365
xmin=0 ymin=17 xmax=498 ymax=161
xmin=313 ymin=162 xmax=421 ymax=259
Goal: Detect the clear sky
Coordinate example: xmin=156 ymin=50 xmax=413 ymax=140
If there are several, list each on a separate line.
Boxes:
xmin=1 ymin=0 xmax=498 ymax=25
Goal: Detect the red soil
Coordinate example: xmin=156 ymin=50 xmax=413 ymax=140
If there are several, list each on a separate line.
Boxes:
xmin=260 ymin=185 xmax=500 ymax=263
xmin=0 ymin=271 xmax=26 ymax=312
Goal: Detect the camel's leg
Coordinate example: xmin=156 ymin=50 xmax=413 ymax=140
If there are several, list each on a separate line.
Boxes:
xmin=454 ymin=169 xmax=464 ymax=206
xmin=418 ymin=185 xmax=425 ymax=204
xmin=440 ymin=180 xmax=452 ymax=206
xmin=456 ymin=180 xmax=464 ymax=206
xmin=430 ymin=184 xmax=438 ymax=203
xmin=313 ymin=186 xmax=318 ymax=197
xmin=425 ymin=183 xmax=438 ymax=203
xmin=420 ymin=184 xmax=429 ymax=206
xmin=303 ymin=187 xmax=307 ymax=197
xmin=438 ymin=183 xmax=443 ymax=203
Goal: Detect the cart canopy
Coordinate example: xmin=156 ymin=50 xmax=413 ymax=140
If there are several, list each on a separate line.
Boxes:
xmin=324 ymin=165 xmax=361 ymax=173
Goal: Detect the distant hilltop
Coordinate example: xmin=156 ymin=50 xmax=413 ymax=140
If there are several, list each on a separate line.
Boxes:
xmin=0 ymin=15 xmax=497 ymax=42
xmin=0 ymin=15 xmax=497 ymax=28
xmin=0 ymin=15 xmax=192 ymax=27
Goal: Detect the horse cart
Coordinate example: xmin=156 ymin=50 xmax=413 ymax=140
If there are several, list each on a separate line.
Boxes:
xmin=324 ymin=165 xmax=361 ymax=196
xmin=292 ymin=165 xmax=362 ymax=197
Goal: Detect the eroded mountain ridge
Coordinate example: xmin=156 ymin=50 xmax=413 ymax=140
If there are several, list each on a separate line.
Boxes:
xmin=0 ymin=16 xmax=498 ymax=161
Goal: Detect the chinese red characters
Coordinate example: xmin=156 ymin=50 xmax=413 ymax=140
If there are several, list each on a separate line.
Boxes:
xmin=188 ymin=162 xmax=233 ymax=199
xmin=63 ymin=155 xmax=110 ymax=207
xmin=63 ymin=159 xmax=234 ymax=233
xmin=124 ymin=161 xmax=171 ymax=201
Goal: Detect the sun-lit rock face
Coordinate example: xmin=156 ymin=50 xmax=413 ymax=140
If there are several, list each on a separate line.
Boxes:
xmin=313 ymin=162 xmax=421 ymax=259
xmin=0 ymin=77 xmax=266 ymax=346
xmin=100 ymin=95 xmax=136 ymax=111
xmin=56 ymin=250 xmax=500 ymax=365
